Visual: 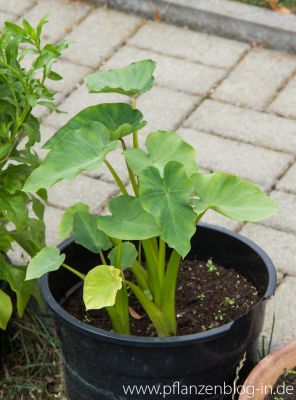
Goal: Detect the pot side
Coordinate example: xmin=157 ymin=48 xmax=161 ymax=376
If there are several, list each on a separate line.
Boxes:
xmin=40 ymin=223 xmax=277 ymax=400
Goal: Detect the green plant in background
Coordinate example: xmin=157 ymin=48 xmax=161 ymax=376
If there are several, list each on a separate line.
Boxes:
xmin=24 ymin=60 xmax=278 ymax=337
xmin=0 ymin=18 xmax=68 ymax=329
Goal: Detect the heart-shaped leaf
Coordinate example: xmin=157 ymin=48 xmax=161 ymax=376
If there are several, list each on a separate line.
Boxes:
xmin=0 ymin=290 xmax=12 ymax=330
xmin=139 ymin=161 xmax=196 ymax=257
xmin=85 ymin=60 xmax=156 ymax=97
xmin=26 ymin=246 xmax=65 ymax=280
xmin=44 ymin=103 xmax=146 ymax=149
xmin=73 ymin=212 xmax=112 ymax=254
xmin=97 ymin=195 xmax=160 ymax=240
xmin=125 ymin=131 xmax=197 ymax=177
xmin=83 ymin=265 xmax=122 ymax=310
xmin=23 ymin=122 xmax=117 ymax=192
xmin=192 ymin=172 xmax=278 ymax=221
xmin=108 ymin=242 xmax=138 ymax=270
xmin=58 ymin=203 xmax=90 ymax=240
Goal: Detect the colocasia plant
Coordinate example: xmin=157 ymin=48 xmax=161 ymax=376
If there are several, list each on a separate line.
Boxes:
xmin=24 ymin=60 xmax=278 ymax=337
xmin=0 ymin=18 xmax=68 ymax=329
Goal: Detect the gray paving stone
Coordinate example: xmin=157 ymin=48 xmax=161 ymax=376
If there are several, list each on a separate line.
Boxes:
xmin=0 ymin=11 xmax=16 ymax=28
xmin=44 ymin=205 xmax=64 ymax=245
xmin=269 ymin=75 xmax=296 ymax=119
xmin=201 ymin=210 xmax=241 ymax=231
xmin=240 ymin=223 xmax=296 ymax=276
xmin=47 ymin=174 xmax=118 ymax=212
xmin=184 ymin=99 xmax=296 ymax=154
xmin=277 ymin=163 xmax=296 ymax=194
xmin=212 ymin=49 xmax=296 ymax=110
xmin=179 ymin=128 xmax=293 ymax=189
xmin=263 ymin=190 xmax=296 ymax=235
xmin=22 ymin=0 xmax=91 ymax=42
xmin=34 ymin=124 xmax=55 ymax=159
xmin=262 ymin=277 xmax=296 ymax=348
xmin=129 ymin=21 xmax=249 ymax=69
xmin=44 ymin=85 xmax=127 ymax=129
xmin=0 ymin=0 xmax=35 ymax=16
xmin=102 ymin=45 xmax=226 ymax=95
xmin=132 ymin=86 xmax=198 ymax=147
xmin=7 ymin=243 xmax=30 ymax=266
xmin=63 ymin=8 xmax=142 ymax=67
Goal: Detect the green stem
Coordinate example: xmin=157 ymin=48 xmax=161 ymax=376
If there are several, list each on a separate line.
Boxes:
xmin=99 ymin=252 xmax=107 ymax=265
xmin=131 ymin=96 xmax=139 ymax=148
xmin=121 ymin=139 xmax=139 ymax=197
xmin=62 ymin=263 xmax=85 ymax=280
xmin=131 ymin=262 xmax=149 ymax=290
xmin=104 ymin=160 xmax=128 ymax=195
xmin=141 ymin=239 xmax=161 ymax=306
xmin=158 ymin=239 xmax=166 ymax=287
xmin=106 ymin=306 xmax=126 ymax=333
xmin=125 ymin=281 xmax=171 ymax=337
xmin=160 ymin=250 xmax=182 ymax=335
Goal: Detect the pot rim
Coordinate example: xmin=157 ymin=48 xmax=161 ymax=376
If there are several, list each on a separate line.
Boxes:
xmin=40 ymin=223 xmax=277 ymax=347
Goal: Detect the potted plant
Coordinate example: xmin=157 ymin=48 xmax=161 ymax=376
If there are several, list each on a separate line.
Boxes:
xmin=239 ymin=340 xmax=296 ymax=400
xmin=24 ymin=60 xmax=278 ymax=400
xmin=0 ymin=18 xmax=67 ymax=342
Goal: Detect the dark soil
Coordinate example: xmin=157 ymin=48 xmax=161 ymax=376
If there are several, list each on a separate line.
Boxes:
xmin=265 ymin=367 xmax=296 ymax=400
xmin=63 ymin=259 xmax=259 ymax=336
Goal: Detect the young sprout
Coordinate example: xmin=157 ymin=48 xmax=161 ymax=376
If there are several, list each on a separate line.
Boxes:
xmin=225 ymin=297 xmax=236 ymax=306
xmin=206 ymin=258 xmax=220 ymax=276
xmin=197 ymin=293 xmax=205 ymax=301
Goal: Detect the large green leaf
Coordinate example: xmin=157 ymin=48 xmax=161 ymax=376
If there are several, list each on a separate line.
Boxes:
xmin=26 ymin=246 xmax=65 ymax=280
xmin=0 ymin=290 xmax=12 ymax=330
xmin=83 ymin=265 xmax=122 ymax=310
xmin=125 ymin=131 xmax=197 ymax=177
xmin=23 ymin=122 xmax=117 ymax=192
xmin=97 ymin=195 xmax=160 ymax=240
xmin=73 ymin=212 xmax=112 ymax=254
xmin=0 ymin=192 xmax=28 ymax=231
xmin=85 ymin=60 xmax=156 ymax=97
xmin=0 ymin=256 xmax=33 ymax=318
xmin=192 ymin=172 xmax=278 ymax=222
xmin=58 ymin=203 xmax=90 ymax=240
xmin=44 ymin=103 xmax=146 ymax=149
xmin=108 ymin=242 xmax=138 ymax=270
xmin=10 ymin=218 xmax=45 ymax=257
xmin=139 ymin=161 xmax=196 ymax=257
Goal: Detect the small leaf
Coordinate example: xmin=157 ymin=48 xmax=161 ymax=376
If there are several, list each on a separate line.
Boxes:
xmin=26 ymin=247 xmax=65 ymax=280
xmin=97 ymin=196 xmax=160 ymax=240
xmin=83 ymin=265 xmax=122 ymax=310
xmin=139 ymin=162 xmax=196 ymax=257
xmin=73 ymin=212 xmax=112 ymax=254
xmin=44 ymin=103 xmax=146 ymax=149
xmin=58 ymin=203 xmax=90 ymax=240
xmin=125 ymin=131 xmax=197 ymax=177
xmin=0 ymin=192 xmax=28 ymax=231
xmin=23 ymin=122 xmax=117 ymax=192
xmin=85 ymin=59 xmax=156 ymax=97
xmin=0 ymin=290 xmax=12 ymax=330
xmin=192 ymin=172 xmax=278 ymax=222
xmin=108 ymin=242 xmax=138 ymax=270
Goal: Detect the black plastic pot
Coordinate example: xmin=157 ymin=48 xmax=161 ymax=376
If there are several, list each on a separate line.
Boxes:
xmin=40 ymin=223 xmax=277 ymax=400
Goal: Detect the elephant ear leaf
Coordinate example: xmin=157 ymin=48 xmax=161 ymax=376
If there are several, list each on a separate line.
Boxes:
xmin=73 ymin=212 xmax=112 ymax=254
xmin=58 ymin=203 xmax=90 ymax=240
xmin=83 ymin=265 xmax=122 ymax=310
xmin=97 ymin=195 xmax=160 ymax=240
xmin=26 ymin=247 xmax=65 ymax=280
xmin=23 ymin=121 xmax=117 ymax=192
xmin=44 ymin=103 xmax=146 ymax=148
xmin=0 ymin=290 xmax=12 ymax=330
xmin=108 ymin=242 xmax=138 ymax=270
xmin=125 ymin=131 xmax=197 ymax=177
xmin=139 ymin=161 xmax=196 ymax=257
xmin=85 ymin=60 xmax=156 ymax=97
xmin=192 ymin=172 xmax=278 ymax=221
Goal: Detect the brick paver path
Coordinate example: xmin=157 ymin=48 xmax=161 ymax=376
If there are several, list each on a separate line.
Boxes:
xmin=2 ymin=0 xmax=296 ymax=348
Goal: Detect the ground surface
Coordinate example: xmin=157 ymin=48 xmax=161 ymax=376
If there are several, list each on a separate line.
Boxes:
xmin=237 ymin=0 xmax=296 ymax=11
xmin=1 ymin=0 xmax=296 ymax=385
